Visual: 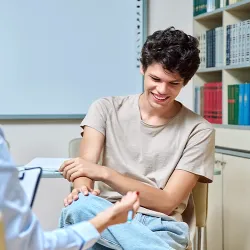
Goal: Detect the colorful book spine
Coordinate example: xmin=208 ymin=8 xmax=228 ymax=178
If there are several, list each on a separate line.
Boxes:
xmin=228 ymin=85 xmax=233 ymax=124
xmin=238 ymin=83 xmax=245 ymax=125
xmin=243 ymin=83 xmax=250 ymax=125
xmin=233 ymin=84 xmax=239 ymax=125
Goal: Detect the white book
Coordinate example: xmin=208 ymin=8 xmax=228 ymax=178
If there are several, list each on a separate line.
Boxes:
xmin=241 ymin=21 xmax=246 ymax=64
xmin=215 ymin=27 xmax=219 ymax=67
xmin=238 ymin=22 xmax=241 ymax=65
xmin=246 ymin=20 xmax=250 ymax=64
xmin=25 ymin=157 xmax=70 ymax=172
xmin=203 ymin=31 xmax=206 ymax=68
xmin=220 ymin=27 xmax=224 ymax=66
xmin=220 ymin=0 xmax=224 ymax=8
xmin=197 ymin=88 xmax=201 ymax=115
xmin=231 ymin=24 xmax=235 ymax=65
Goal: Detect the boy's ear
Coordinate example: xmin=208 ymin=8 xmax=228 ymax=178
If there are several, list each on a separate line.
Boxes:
xmin=140 ymin=64 xmax=145 ymax=75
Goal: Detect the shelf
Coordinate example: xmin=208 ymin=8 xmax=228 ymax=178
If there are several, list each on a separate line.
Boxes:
xmin=194 ymin=0 xmax=250 ymax=21
xmin=194 ymin=8 xmax=223 ymax=21
xmin=193 ymin=0 xmax=250 ymax=132
xmin=225 ymin=0 xmax=250 ymax=12
xmin=197 ymin=64 xmax=250 ymax=73
xmin=224 ymin=64 xmax=250 ymax=70
xmin=197 ymin=67 xmax=223 ymax=73
xmin=213 ymin=124 xmax=250 ymax=130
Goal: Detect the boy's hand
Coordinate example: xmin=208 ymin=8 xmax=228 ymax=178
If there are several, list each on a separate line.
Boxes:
xmin=59 ymin=157 xmax=106 ymax=182
xmin=64 ymin=186 xmax=100 ymax=207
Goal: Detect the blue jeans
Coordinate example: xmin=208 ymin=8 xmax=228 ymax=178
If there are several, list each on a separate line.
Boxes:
xmin=59 ymin=194 xmax=189 ymax=250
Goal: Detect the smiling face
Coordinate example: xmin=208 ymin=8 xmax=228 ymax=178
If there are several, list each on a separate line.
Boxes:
xmin=141 ymin=63 xmax=184 ymax=111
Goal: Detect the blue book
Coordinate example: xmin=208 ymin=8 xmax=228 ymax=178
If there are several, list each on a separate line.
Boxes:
xmin=194 ymin=87 xmax=198 ymax=113
xmin=243 ymin=83 xmax=250 ymax=125
xmin=239 ymin=83 xmax=245 ymax=125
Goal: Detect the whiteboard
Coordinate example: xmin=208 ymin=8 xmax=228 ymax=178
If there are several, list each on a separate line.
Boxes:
xmin=0 ymin=0 xmax=146 ymax=118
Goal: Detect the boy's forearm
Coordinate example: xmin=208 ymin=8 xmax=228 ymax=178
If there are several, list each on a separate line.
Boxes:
xmin=73 ymin=177 xmax=94 ymax=189
xmin=102 ymin=167 xmax=173 ymax=215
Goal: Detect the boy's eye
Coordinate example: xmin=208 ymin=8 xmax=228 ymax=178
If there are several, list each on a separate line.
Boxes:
xmin=170 ymin=82 xmax=180 ymax=85
xmin=150 ymin=76 xmax=160 ymax=82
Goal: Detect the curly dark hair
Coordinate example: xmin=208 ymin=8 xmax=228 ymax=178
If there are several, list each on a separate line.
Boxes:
xmin=140 ymin=26 xmax=200 ymax=85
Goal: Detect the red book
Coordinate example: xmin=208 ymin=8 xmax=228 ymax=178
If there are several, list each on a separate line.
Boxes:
xmin=217 ymin=82 xmax=222 ymax=124
xmin=203 ymin=83 xmax=208 ymax=121
xmin=204 ymin=82 xmax=222 ymax=124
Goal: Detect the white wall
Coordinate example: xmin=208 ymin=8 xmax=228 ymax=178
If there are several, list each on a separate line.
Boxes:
xmin=1 ymin=0 xmax=194 ymax=230
xmin=148 ymin=0 xmax=194 ymax=110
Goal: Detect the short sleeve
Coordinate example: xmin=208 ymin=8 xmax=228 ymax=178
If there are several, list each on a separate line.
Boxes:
xmin=176 ymin=127 xmax=215 ymax=183
xmin=80 ymin=98 xmax=110 ymax=136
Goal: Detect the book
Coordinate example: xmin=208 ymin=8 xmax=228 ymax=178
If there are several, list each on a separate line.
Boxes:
xmin=243 ymin=83 xmax=250 ymax=125
xmin=238 ymin=83 xmax=245 ymax=125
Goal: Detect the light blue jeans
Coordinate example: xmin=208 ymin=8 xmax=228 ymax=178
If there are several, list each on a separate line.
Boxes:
xmin=59 ymin=193 xmax=189 ymax=250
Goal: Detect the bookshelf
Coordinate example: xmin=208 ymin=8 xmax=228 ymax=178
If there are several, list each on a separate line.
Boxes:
xmin=193 ymin=0 xmax=250 ymax=129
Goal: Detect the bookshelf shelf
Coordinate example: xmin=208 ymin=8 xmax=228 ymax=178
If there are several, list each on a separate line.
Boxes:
xmin=197 ymin=67 xmax=223 ymax=73
xmin=213 ymin=124 xmax=250 ymax=130
xmin=224 ymin=63 xmax=250 ymax=70
xmin=193 ymin=0 xmax=250 ymax=128
xmin=225 ymin=0 xmax=250 ymax=12
xmin=198 ymin=63 xmax=250 ymax=72
xmin=194 ymin=0 xmax=250 ymax=20
xmin=194 ymin=8 xmax=223 ymax=21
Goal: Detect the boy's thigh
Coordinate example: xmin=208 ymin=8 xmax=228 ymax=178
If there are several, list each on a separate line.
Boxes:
xmin=60 ymin=196 xmax=188 ymax=249
xmin=59 ymin=193 xmax=113 ymax=226
xmin=98 ymin=214 xmax=186 ymax=250
xmin=144 ymin=215 xmax=189 ymax=249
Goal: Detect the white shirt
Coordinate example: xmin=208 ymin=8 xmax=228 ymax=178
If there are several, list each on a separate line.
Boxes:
xmin=0 ymin=128 xmax=100 ymax=250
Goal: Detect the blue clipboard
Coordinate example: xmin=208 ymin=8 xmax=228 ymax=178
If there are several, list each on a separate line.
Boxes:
xmin=19 ymin=167 xmax=42 ymax=208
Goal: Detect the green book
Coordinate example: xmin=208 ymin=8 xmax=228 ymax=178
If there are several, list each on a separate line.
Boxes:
xmin=233 ymin=84 xmax=239 ymax=125
xmin=228 ymin=85 xmax=232 ymax=124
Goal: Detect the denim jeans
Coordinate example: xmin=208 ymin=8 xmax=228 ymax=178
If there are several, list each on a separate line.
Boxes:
xmin=59 ymin=193 xmax=189 ymax=250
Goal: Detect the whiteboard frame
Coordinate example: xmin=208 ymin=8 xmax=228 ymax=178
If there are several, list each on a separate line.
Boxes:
xmin=0 ymin=0 xmax=147 ymax=120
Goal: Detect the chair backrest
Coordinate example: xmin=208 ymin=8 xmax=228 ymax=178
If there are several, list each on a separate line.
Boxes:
xmin=68 ymin=137 xmax=103 ymax=164
xmin=0 ymin=212 xmax=6 ymax=250
xmin=192 ymin=182 xmax=208 ymax=227
xmin=68 ymin=138 xmax=81 ymax=158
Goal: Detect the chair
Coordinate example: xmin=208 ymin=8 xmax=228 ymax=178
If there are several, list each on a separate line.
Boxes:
xmin=68 ymin=138 xmax=208 ymax=250
xmin=0 ymin=212 xmax=6 ymax=250
xmin=68 ymin=138 xmax=81 ymax=158
xmin=192 ymin=183 xmax=208 ymax=250
xmin=69 ymin=138 xmax=103 ymax=164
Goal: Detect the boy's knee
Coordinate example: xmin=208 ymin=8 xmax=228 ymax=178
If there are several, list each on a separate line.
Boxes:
xmin=60 ymin=194 xmax=96 ymax=226
xmin=60 ymin=193 xmax=112 ymax=227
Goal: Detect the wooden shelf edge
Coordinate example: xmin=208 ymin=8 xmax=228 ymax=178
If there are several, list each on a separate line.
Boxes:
xmin=225 ymin=0 xmax=250 ymax=11
xmin=197 ymin=64 xmax=250 ymax=73
xmin=194 ymin=8 xmax=223 ymax=20
xmin=193 ymin=0 xmax=250 ymax=20
xmin=213 ymin=124 xmax=250 ymax=130
xmin=197 ymin=67 xmax=223 ymax=73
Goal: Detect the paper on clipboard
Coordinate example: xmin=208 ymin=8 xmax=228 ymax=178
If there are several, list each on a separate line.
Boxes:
xmin=24 ymin=157 xmax=70 ymax=172
xmin=19 ymin=167 xmax=42 ymax=207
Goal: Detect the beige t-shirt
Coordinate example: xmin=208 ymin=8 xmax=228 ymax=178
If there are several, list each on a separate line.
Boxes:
xmin=80 ymin=94 xmax=215 ymax=223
